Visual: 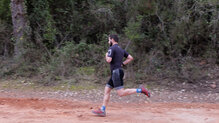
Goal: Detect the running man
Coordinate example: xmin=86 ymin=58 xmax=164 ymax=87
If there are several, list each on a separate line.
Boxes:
xmin=92 ymin=34 xmax=150 ymax=117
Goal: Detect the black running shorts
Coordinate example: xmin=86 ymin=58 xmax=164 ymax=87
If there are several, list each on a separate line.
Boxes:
xmin=106 ymin=68 xmax=124 ymax=90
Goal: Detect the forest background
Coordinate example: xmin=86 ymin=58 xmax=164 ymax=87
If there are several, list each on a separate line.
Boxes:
xmin=0 ymin=0 xmax=218 ymax=87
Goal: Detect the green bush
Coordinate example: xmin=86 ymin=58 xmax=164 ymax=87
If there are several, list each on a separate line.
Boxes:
xmin=0 ymin=0 xmax=218 ymax=84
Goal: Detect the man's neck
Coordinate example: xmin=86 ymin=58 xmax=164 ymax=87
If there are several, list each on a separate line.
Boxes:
xmin=112 ymin=42 xmax=118 ymax=46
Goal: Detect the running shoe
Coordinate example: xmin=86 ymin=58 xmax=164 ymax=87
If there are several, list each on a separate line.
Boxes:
xmin=92 ymin=108 xmax=106 ymax=117
xmin=140 ymin=85 xmax=151 ymax=97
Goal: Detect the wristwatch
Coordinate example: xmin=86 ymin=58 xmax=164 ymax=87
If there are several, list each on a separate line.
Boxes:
xmin=122 ymin=63 xmax=125 ymax=66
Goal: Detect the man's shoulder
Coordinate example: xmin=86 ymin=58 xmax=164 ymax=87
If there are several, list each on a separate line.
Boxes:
xmin=109 ymin=45 xmax=116 ymax=50
xmin=113 ymin=44 xmax=123 ymax=49
xmin=109 ymin=44 xmax=125 ymax=52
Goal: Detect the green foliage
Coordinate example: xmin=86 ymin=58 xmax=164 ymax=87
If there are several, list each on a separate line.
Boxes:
xmin=78 ymin=67 xmax=95 ymax=76
xmin=0 ymin=20 xmax=12 ymax=57
xmin=0 ymin=0 xmax=11 ymax=23
xmin=1 ymin=0 xmax=218 ymax=83
xmin=124 ymin=15 xmax=145 ymax=44
xmin=28 ymin=0 xmax=57 ymax=48
xmin=0 ymin=0 xmax=12 ymax=56
xmin=40 ymin=40 xmax=106 ymax=81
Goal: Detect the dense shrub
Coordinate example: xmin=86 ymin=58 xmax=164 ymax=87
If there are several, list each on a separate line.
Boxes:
xmin=0 ymin=0 xmax=218 ymax=83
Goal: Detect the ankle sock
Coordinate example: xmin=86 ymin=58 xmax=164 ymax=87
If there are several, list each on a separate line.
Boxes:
xmin=136 ymin=88 xmax=142 ymax=93
xmin=101 ymin=106 xmax=105 ymax=112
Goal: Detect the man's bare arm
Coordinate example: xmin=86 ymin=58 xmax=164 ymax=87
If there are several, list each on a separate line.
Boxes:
xmin=105 ymin=53 xmax=112 ymax=63
xmin=123 ymin=55 xmax=133 ymax=65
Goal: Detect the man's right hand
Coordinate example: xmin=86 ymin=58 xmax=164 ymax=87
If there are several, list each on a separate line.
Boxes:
xmin=123 ymin=55 xmax=134 ymax=65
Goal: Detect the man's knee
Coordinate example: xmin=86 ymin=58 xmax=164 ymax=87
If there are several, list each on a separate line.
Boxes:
xmin=118 ymin=93 xmax=124 ymax=97
xmin=104 ymin=87 xmax=112 ymax=95
xmin=105 ymin=91 xmax=110 ymax=95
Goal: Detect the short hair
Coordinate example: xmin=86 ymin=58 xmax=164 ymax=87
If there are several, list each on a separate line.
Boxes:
xmin=109 ymin=34 xmax=119 ymax=42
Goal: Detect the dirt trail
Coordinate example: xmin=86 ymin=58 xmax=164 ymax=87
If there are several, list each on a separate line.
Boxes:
xmin=0 ymin=97 xmax=219 ymax=123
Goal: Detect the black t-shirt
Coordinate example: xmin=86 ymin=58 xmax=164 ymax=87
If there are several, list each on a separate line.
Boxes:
xmin=107 ymin=44 xmax=129 ymax=71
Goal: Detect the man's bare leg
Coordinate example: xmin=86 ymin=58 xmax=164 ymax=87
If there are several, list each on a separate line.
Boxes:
xmin=116 ymin=88 xmax=137 ymax=97
xmin=101 ymin=86 xmax=112 ymax=111
xmin=117 ymin=85 xmax=150 ymax=97
xmin=92 ymin=85 xmax=150 ymax=116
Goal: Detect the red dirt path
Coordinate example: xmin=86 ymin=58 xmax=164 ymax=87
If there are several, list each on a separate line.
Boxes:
xmin=0 ymin=97 xmax=219 ymax=123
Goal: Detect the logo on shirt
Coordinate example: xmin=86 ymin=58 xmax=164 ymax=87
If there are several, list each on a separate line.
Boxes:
xmin=108 ymin=49 xmax=112 ymax=56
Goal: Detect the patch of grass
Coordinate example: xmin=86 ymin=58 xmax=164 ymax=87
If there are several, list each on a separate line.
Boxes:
xmin=48 ymin=82 xmax=97 ymax=91
xmin=78 ymin=66 xmax=95 ymax=75
xmin=69 ymin=85 xmax=96 ymax=91
xmin=0 ymin=77 xmax=100 ymax=92
xmin=0 ymin=79 xmax=37 ymax=90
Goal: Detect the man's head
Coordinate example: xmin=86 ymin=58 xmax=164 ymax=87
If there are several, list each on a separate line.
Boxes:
xmin=108 ymin=34 xmax=119 ymax=46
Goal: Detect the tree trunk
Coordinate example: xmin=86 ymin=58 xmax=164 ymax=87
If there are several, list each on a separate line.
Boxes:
xmin=10 ymin=0 xmax=30 ymax=59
